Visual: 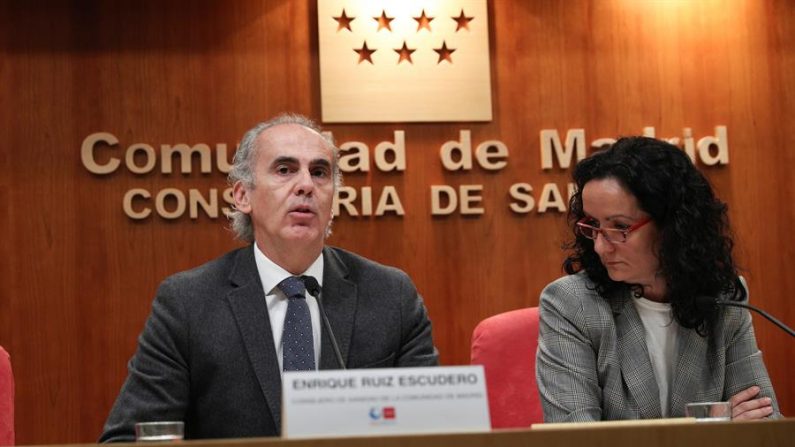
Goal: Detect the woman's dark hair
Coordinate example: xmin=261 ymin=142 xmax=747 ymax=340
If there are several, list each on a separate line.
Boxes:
xmin=564 ymin=136 xmax=745 ymax=335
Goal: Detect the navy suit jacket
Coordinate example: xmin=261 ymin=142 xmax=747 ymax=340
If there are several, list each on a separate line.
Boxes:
xmin=100 ymin=245 xmax=438 ymax=441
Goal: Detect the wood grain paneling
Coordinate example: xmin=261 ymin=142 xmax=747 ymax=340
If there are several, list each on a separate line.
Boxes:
xmin=0 ymin=0 xmax=792 ymax=444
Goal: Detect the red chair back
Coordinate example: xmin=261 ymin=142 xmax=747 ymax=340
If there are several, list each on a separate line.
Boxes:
xmin=470 ymin=308 xmax=543 ymax=428
xmin=0 ymin=346 xmax=13 ymax=446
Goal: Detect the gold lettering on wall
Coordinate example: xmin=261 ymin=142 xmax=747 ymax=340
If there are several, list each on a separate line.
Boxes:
xmin=81 ymin=126 xmax=730 ymax=220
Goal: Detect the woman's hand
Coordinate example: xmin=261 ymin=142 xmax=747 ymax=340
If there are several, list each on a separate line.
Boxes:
xmin=729 ymin=386 xmax=774 ymax=420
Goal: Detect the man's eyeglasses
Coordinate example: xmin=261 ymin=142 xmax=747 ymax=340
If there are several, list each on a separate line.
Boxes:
xmin=576 ymin=217 xmax=652 ymax=243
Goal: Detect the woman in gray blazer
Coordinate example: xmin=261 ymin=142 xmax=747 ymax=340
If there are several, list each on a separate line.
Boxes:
xmin=536 ymin=137 xmax=780 ymax=422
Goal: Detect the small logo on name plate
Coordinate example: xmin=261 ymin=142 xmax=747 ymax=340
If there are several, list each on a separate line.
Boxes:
xmin=368 ymin=406 xmax=397 ymax=423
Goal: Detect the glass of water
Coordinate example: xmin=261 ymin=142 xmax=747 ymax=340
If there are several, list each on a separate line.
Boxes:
xmin=134 ymin=421 xmax=185 ymax=442
xmin=685 ymin=402 xmax=732 ymax=422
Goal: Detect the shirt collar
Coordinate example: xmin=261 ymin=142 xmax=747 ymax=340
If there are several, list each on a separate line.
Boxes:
xmin=252 ymin=243 xmax=324 ymax=296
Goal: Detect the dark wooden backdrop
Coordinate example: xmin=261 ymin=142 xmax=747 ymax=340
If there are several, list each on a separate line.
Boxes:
xmin=1 ymin=1 xmax=793 ymax=444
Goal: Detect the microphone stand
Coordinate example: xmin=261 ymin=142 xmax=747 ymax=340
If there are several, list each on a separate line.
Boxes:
xmin=302 ymin=276 xmax=347 ymax=369
xmin=718 ymin=300 xmax=795 ymax=338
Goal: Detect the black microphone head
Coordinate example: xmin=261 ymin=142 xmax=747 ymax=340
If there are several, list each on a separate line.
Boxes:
xmin=301 ymin=276 xmax=321 ymax=296
xmin=694 ymin=294 xmax=719 ymax=311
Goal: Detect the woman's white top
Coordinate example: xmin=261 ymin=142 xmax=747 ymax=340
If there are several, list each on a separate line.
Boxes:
xmin=633 ymin=297 xmax=678 ymax=417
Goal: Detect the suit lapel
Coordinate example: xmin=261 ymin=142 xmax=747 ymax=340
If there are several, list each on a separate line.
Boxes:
xmin=225 ymin=246 xmax=283 ymax=432
xmin=668 ymin=320 xmax=712 ymax=416
xmin=612 ymin=291 xmax=663 ymax=419
xmin=319 ymin=247 xmax=357 ymax=369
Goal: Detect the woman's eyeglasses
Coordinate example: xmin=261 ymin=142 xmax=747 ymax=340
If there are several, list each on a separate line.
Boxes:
xmin=576 ymin=217 xmax=652 ymax=243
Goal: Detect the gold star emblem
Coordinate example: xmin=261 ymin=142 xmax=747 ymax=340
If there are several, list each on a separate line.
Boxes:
xmin=354 ymin=41 xmax=376 ymax=64
xmin=394 ymin=41 xmax=416 ymax=64
xmin=333 ymin=9 xmax=355 ymax=32
xmin=452 ymin=9 xmax=474 ymax=32
xmin=373 ymin=10 xmax=394 ymax=32
xmin=433 ymin=41 xmax=456 ymax=64
xmin=413 ymin=9 xmax=434 ymax=32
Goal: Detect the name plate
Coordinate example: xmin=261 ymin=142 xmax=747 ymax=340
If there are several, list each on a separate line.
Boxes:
xmin=282 ymin=365 xmax=490 ymax=439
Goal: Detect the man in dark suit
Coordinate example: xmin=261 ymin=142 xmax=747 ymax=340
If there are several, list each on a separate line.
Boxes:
xmin=100 ymin=114 xmax=438 ymax=441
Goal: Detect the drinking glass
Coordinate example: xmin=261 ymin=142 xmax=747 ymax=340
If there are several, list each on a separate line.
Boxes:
xmin=134 ymin=421 xmax=185 ymax=442
xmin=685 ymin=402 xmax=732 ymax=422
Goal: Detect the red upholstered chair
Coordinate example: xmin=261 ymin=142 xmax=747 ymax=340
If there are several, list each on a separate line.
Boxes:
xmin=0 ymin=346 xmax=13 ymax=446
xmin=470 ymin=307 xmax=543 ymax=428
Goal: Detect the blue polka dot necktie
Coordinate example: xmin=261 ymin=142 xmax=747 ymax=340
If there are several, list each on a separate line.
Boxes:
xmin=278 ymin=276 xmax=316 ymax=371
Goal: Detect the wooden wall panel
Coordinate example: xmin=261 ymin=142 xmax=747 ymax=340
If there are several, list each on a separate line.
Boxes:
xmin=0 ymin=0 xmax=792 ymax=444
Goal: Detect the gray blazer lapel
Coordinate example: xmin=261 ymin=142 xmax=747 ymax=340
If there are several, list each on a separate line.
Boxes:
xmin=319 ymin=247 xmax=357 ymax=369
xmin=612 ymin=293 xmax=663 ymax=419
xmin=225 ymin=246 xmax=283 ymax=432
xmin=669 ymin=323 xmax=713 ymax=416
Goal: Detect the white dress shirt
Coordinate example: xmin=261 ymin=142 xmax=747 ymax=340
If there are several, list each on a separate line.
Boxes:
xmin=253 ymin=243 xmax=323 ymax=372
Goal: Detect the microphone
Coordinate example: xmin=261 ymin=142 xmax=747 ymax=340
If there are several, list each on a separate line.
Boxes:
xmin=698 ymin=296 xmax=795 ymax=338
xmin=301 ymin=276 xmax=347 ymax=369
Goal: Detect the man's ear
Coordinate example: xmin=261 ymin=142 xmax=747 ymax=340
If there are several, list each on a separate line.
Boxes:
xmin=233 ymin=181 xmax=252 ymax=213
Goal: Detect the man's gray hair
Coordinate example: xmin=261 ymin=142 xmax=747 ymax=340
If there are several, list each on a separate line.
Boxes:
xmin=228 ymin=113 xmax=341 ymax=242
